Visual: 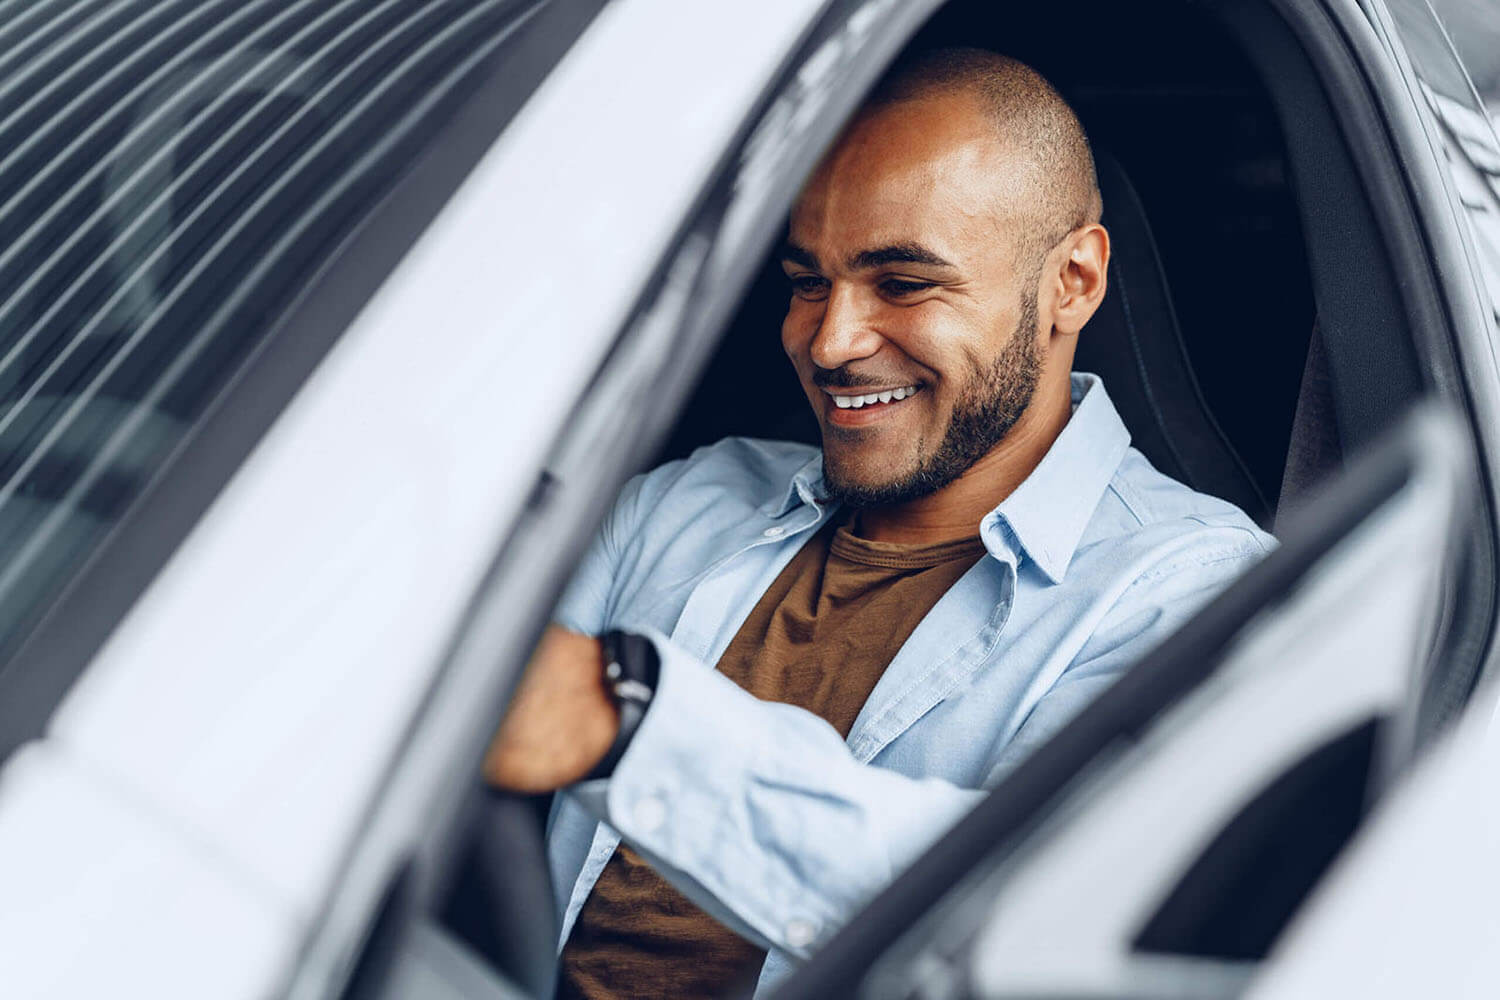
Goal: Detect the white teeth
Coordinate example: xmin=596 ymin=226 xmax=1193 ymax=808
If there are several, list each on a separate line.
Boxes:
xmin=830 ymin=385 xmax=919 ymax=409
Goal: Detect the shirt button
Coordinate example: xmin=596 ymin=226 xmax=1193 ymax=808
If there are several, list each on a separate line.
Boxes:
xmin=762 ymin=526 xmax=785 ymax=538
xmin=632 ymin=795 xmax=667 ymax=834
xmin=785 ymin=918 xmax=818 ymax=949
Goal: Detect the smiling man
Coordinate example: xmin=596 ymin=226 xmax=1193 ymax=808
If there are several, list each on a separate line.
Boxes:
xmin=486 ymin=49 xmax=1272 ymax=998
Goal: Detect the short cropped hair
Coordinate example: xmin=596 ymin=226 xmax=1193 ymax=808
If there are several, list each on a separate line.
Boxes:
xmin=868 ymin=48 xmax=1102 ymax=265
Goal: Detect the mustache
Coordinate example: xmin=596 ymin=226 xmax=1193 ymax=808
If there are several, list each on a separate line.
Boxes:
xmin=811 ymin=367 xmax=916 ymax=389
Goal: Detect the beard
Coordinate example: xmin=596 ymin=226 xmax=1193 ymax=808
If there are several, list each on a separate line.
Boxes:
xmin=821 ymin=292 xmax=1042 ymax=509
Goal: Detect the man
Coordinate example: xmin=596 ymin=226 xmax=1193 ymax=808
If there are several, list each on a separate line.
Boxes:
xmin=486 ymin=49 xmax=1273 ymax=997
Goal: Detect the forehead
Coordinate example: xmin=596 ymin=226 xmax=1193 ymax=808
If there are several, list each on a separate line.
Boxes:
xmin=789 ymin=93 xmax=1030 ymax=268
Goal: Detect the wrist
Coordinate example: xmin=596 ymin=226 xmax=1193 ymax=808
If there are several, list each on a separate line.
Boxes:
xmin=584 ymin=630 xmax=660 ymax=780
xmin=570 ymin=635 xmax=620 ymax=778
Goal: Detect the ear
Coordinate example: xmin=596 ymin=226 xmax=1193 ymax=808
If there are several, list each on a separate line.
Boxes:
xmin=1048 ymin=224 xmax=1109 ymax=339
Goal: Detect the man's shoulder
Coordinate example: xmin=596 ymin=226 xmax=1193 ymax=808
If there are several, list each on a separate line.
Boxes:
xmin=1085 ymin=445 xmax=1275 ymax=576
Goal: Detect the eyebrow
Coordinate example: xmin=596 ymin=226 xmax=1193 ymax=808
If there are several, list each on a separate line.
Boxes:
xmin=779 ymin=241 xmax=819 ymax=270
xmin=778 ymin=240 xmax=954 ymax=272
xmin=848 ymin=242 xmax=953 ymax=271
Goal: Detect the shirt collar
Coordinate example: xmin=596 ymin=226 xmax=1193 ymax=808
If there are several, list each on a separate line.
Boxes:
xmin=981 ymin=372 xmax=1130 ymax=583
xmin=766 ymin=372 xmax=1131 ymax=582
xmin=766 ymin=451 xmax=828 ymax=517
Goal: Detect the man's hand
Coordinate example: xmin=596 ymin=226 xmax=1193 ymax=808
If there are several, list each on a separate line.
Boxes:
xmin=483 ymin=624 xmax=620 ymax=793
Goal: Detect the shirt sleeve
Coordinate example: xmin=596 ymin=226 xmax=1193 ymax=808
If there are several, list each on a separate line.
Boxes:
xmin=552 ymin=462 xmax=680 ymax=635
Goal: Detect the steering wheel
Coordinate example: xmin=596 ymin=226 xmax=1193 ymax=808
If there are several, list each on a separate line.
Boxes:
xmin=438 ymin=787 xmax=560 ymax=997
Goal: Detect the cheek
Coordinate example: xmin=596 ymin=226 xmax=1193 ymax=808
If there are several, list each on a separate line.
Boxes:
xmin=877 ymin=305 xmax=951 ymax=375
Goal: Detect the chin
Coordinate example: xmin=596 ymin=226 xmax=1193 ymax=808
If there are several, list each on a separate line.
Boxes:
xmin=821 ymin=454 xmax=921 ymax=507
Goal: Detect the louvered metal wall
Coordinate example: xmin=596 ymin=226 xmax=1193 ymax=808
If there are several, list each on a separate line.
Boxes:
xmin=0 ymin=0 xmax=539 ymax=657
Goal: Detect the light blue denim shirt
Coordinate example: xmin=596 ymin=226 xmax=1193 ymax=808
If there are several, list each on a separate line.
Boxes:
xmin=548 ymin=373 xmax=1273 ymax=994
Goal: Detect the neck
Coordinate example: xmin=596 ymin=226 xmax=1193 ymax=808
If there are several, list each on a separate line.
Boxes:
xmin=854 ymin=386 xmax=1072 ymax=545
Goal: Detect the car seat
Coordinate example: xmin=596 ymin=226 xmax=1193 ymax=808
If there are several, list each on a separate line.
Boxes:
xmin=1075 ymin=154 xmax=1273 ymax=526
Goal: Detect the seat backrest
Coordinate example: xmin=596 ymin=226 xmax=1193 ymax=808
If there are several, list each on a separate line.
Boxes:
xmin=1075 ymin=155 xmax=1271 ymax=526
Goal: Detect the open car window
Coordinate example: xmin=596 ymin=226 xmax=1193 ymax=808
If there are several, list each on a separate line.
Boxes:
xmin=777 ymin=402 xmax=1473 ymax=999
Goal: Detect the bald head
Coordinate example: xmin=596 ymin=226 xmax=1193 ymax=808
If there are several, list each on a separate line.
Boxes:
xmin=866 ymin=48 xmax=1101 ymax=264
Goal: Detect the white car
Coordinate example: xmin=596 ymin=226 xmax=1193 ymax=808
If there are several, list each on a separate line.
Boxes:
xmin=0 ymin=1 xmax=1497 ymax=998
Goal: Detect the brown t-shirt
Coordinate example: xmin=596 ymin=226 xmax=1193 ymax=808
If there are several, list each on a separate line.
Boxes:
xmin=556 ymin=515 xmax=987 ymax=1000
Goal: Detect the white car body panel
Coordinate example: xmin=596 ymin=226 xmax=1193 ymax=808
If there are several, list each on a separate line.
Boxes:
xmin=0 ymin=0 xmax=824 ymax=993
xmin=0 ymin=743 xmax=295 ymax=1000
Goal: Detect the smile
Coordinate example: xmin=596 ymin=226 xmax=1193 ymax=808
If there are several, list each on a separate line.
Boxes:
xmin=829 ymin=385 xmax=921 ymax=409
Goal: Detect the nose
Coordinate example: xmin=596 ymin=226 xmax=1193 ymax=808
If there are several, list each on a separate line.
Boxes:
xmin=808 ymin=282 xmax=883 ymax=371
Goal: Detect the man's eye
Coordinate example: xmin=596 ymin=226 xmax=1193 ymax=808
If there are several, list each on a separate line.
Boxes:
xmin=790 ymin=275 xmax=829 ymax=297
xmin=880 ymin=278 xmax=935 ymax=297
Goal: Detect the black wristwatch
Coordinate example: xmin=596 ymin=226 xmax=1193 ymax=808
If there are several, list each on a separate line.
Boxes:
xmin=585 ymin=629 xmax=660 ymax=780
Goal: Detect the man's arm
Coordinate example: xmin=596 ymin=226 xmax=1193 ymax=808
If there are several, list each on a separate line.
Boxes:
xmin=483 ymin=622 xmax=981 ymax=952
xmin=484 ymin=540 xmax=1263 ymax=957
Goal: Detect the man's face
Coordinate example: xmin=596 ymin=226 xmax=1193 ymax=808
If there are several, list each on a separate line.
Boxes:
xmin=781 ymin=92 xmax=1047 ymax=507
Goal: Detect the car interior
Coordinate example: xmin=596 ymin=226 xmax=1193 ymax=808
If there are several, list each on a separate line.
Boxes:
xmin=430 ymin=0 xmax=1494 ymax=996
xmin=656 ymin=0 xmax=1329 ymax=531
xmin=655 ymin=0 xmax=1490 ymax=770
